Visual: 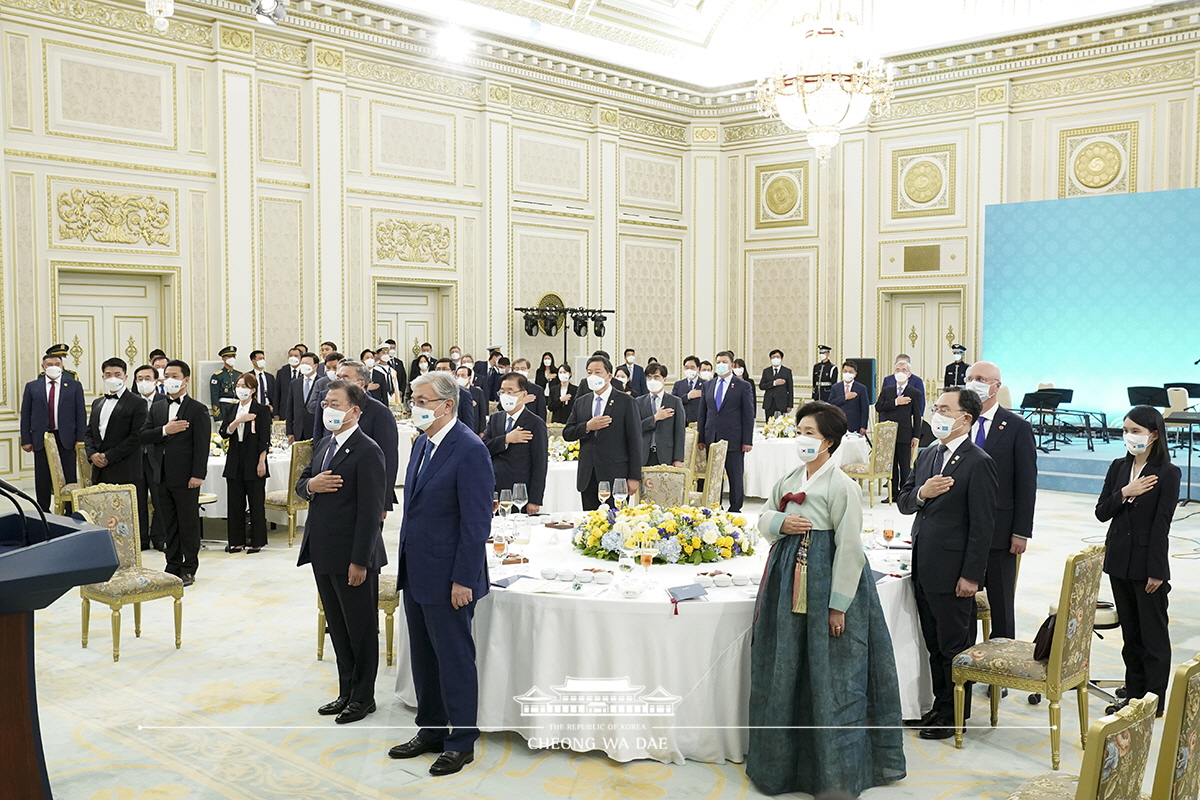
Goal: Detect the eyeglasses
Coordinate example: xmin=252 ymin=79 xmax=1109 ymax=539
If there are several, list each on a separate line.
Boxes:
xmin=319 ymin=401 xmax=350 ymax=410
xmin=407 ymin=398 xmax=446 ymax=409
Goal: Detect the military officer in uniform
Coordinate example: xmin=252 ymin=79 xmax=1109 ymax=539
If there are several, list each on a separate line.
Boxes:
xmin=810 ymin=345 xmax=837 ymax=402
xmin=944 ymin=343 xmax=969 ymax=389
xmin=45 ymin=343 xmax=79 ymax=382
xmin=210 ymin=345 xmax=242 ymax=419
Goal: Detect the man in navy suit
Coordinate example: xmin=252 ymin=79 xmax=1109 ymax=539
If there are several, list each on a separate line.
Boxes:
xmin=511 ymin=358 xmax=548 ymax=420
xmin=275 ymin=347 xmax=303 ymax=422
xmin=389 ymin=371 xmax=493 ymax=776
xmin=880 ymin=354 xmax=926 ymax=415
xmin=828 ymin=361 xmax=870 ymax=434
xmin=483 ymin=372 xmax=547 ymax=513
xmin=336 ymin=361 xmax=400 ymax=514
xmin=563 ymin=355 xmax=643 ymax=510
xmin=697 ymin=351 xmax=755 ymax=513
xmin=622 ymin=349 xmax=648 ymax=396
xmin=295 ymin=380 xmax=388 ymax=725
xmin=436 ymin=359 xmax=481 ymax=433
xmin=287 ymin=353 xmax=321 ymax=442
xmin=20 ymin=346 xmax=87 ymax=512
xmin=85 ymin=357 xmax=150 ymax=543
xmin=671 ymin=355 xmax=705 ymax=424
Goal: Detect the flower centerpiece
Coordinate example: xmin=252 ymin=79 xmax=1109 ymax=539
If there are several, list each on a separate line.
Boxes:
xmin=573 ymin=503 xmax=755 ymax=565
xmin=549 ymin=437 xmax=580 ymax=463
xmin=762 ymin=415 xmax=797 ymax=439
xmin=209 ymin=432 xmax=227 ymax=457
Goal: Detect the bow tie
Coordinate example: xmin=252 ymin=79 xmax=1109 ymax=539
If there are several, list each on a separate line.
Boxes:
xmin=168 ymin=397 xmax=181 ymax=405
xmin=104 ymin=393 xmax=118 ymax=399
xmin=779 ymin=491 xmax=806 ymax=512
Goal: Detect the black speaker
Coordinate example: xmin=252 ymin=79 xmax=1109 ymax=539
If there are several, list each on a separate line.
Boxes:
xmin=845 ymin=358 xmax=877 ymax=403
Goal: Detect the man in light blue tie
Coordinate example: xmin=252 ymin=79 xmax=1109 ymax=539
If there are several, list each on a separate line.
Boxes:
xmin=563 ymin=354 xmax=643 ymax=510
xmin=697 ymin=350 xmax=755 ymax=512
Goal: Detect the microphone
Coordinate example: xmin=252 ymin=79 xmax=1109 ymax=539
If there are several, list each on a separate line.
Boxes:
xmin=0 ymin=478 xmax=49 ymax=547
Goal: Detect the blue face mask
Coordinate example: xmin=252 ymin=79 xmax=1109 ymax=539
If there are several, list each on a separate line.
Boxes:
xmin=715 ymin=362 xmax=730 ymax=376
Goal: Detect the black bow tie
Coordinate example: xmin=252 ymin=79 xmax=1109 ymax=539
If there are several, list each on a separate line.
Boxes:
xmin=104 ymin=393 xmax=118 ymax=399
xmin=169 ymin=397 xmax=181 ymax=405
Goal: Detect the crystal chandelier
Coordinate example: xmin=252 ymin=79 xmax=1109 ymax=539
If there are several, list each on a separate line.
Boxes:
xmin=145 ymin=0 xmax=173 ymax=32
xmin=755 ymin=1 xmax=893 ymax=160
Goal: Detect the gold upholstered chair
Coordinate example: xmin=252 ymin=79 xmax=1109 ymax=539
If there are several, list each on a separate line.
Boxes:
xmin=682 ymin=427 xmax=698 ymax=480
xmin=263 ymin=439 xmax=312 ymax=547
xmin=952 ymin=545 xmax=1106 ymax=769
xmin=317 ymin=574 xmax=401 ymax=666
xmin=1147 ymin=653 xmax=1200 ymax=800
xmin=74 ymin=484 xmax=183 ymax=662
xmin=639 ymin=466 xmax=689 ymax=508
xmin=545 ymin=423 xmax=565 ymax=438
xmin=75 ymin=442 xmax=92 ymax=489
xmin=45 ymin=432 xmax=80 ymax=515
xmin=271 ymin=419 xmax=287 ymax=438
xmin=976 ymin=555 xmax=1023 ymax=641
xmin=687 ymin=439 xmax=728 ymax=508
xmin=839 ymin=421 xmax=897 ymax=507
xmin=1004 ymin=695 xmax=1157 ymax=799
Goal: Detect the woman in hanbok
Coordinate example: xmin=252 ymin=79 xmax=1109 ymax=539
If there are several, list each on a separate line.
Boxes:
xmin=748 ymin=401 xmax=906 ymax=796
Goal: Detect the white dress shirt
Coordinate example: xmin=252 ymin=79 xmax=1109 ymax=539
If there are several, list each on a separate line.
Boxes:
xmin=975 ymin=404 xmax=997 ymax=442
xmin=162 ymin=392 xmax=185 ymax=437
xmin=591 ymin=385 xmax=613 ymax=415
xmin=98 ymin=388 xmax=125 ymax=439
xmin=44 ymin=375 xmax=63 ymax=428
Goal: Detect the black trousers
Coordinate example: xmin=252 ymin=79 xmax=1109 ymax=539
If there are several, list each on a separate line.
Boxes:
xmin=889 ymin=441 xmax=913 ymax=503
xmin=984 ymin=547 xmax=1018 ymax=640
xmin=579 ymin=470 xmax=617 ymax=512
xmin=142 ymin=454 xmax=167 ymax=548
xmin=160 ymin=484 xmax=201 ymax=576
xmin=316 ymin=568 xmax=379 ymax=705
xmin=33 ymin=435 xmax=77 ymax=512
xmin=226 ymin=476 xmax=267 ymax=547
xmin=646 ymin=445 xmax=665 ymax=467
xmin=1110 ymin=574 xmax=1171 ymax=712
xmin=914 ymin=581 xmax=977 ymax=720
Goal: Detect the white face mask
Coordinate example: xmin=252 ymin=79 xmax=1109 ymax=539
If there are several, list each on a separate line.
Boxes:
xmin=646 ymin=379 xmax=665 ymax=394
xmin=795 ymin=435 xmax=826 ymax=463
xmin=965 ymin=380 xmax=992 ymax=403
xmin=699 ymin=370 xmax=714 ymax=381
xmin=771 ymin=357 xmax=782 ymax=367
xmin=451 ymin=353 xmax=461 ymax=362
xmin=500 ymin=394 xmax=520 ymax=412
xmin=255 ymin=360 xmax=266 ymax=370
xmin=843 ymin=372 xmax=856 ymax=383
xmin=44 ymin=365 xmax=63 ymax=379
xmin=136 ymin=380 xmax=156 ymax=396
xmin=587 ymin=374 xmax=606 ymax=391
xmin=156 ymin=367 xmax=166 ymax=379
xmin=299 ymin=363 xmax=314 ymax=376
xmin=930 ymin=412 xmax=962 ymax=440
xmin=626 ymin=355 xmax=636 ymax=364
xmin=544 ymin=358 xmax=553 ymax=367
xmin=410 ymin=400 xmax=444 ymax=431
xmin=715 ymin=362 xmax=730 ymax=376
xmin=163 ymin=377 xmax=184 ymax=395
xmin=516 ymin=369 xmax=530 ymax=378
xmin=380 ymin=353 xmax=391 ymax=363
xmin=288 ymin=356 xmax=300 ymax=367
xmin=1124 ymin=432 xmax=1150 ymax=455
xmin=455 ymin=376 xmax=470 ymax=387
xmin=364 ymin=358 xmax=376 ymax=369
xmin=819 ymin=353 xmax=829 ymax=361
xmin=224 ymin=358 xmax=236 ymax=367
xmin=559 ymin=372 xmax=571 ymax=383
xmin=326 ymin=370 xmax=337 ymax=379
xmin=733 ymin=367 xmax=744 ymax=376
xmin=322 ymin=405 xmax=353 ymax=432
xmin=894 ymin=372 xmax=909 ymax=384
xmin=103 ymin=377 xmax=125 ymax=393
xmin=235 ymin=386 xmax=253 ymax=401
xmin=684 ymin=369 xmax=698 ymax=380
xmin=419 ymin=363 xmax=429 ymax=372
xmin=953 ymin=353 xmax=963 ymax=361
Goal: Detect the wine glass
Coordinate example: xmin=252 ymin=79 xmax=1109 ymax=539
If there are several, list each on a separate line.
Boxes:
xmin=597 ymin=481 xmax=612 ymax=507
xmin=639 ymin=545 xmax=657 ymax=580
xmin=499 ymin=489 xmax=514 ymax=519
xmin=493 ymin=492 xmax=500 ymax=517
xmin=512 ymin=483 xmax=528 ymax=516
xmin=882 ymin=518 xmax=895 ymax=546
xmin=613 ymin=478 xmax=628 ymax=509
xmin=492 ymin=531 xmax=508 ymax=561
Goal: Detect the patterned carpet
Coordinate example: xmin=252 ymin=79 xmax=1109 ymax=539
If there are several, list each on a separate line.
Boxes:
xmin=34 ymin=489 xmax=1200 ymax=799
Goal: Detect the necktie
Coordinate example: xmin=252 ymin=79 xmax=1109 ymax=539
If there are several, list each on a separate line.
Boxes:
xmin=258 ymin=376 xmax=265 ymax=404
xmin=104 ymin=393 xmax=117 ymax=400
xmin=320 ymin=438 xmax=337 ymax=472
xmin=975 ymin=419 xmax=987 ymax=447
xmin=715 ymin=378 xmax=726 ymax=410
xmin=415 ymin=438 xmax=432 ymax=478
xmin=594 ymin=394 xmax=604 ymax=419
xmin=47 ymin=380 xmax=57 ymax=430
xmin=304 ymin=377 xmax=312 ymax=401
xmin=933 ymin=443 xmax=948 ymax=475
xmin=505 ymin=416 xmax=514 ymax=434
xmin=650 ymin=395 xmax=659 ymax=447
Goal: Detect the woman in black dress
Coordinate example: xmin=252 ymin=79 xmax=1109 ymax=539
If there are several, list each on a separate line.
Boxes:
xmin=220 ymin=372 xmax=272 ymax=553
xmin=547 ymin=365 xmax=577 ymax=424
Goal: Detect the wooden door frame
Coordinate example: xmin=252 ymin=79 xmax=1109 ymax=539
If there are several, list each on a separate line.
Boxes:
xmin=370 ymin=276 xmax=458 ymax=356
xmin=876 ymin=285 xmax=967 ymax=383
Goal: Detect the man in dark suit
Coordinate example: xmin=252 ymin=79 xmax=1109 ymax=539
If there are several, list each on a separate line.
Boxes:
xmin=636 ymin=363 xmax=686 ymax=467
xmin=965 ymin=361 xmax=1038 ymax=641
xmin=306 ymin=352 xmax=344 ymax=437
xmin=20 ymin=346 xmax=87 ymax=512
xmin=622 ymin=349 xmax=648 ymax=396
xmin=247 ymin=350 xmax=278 ymax=417
xmin=671 ymin=355 xmax=705 ymax=424
xmin=484 ymin=372 xmax=547 ymax=513
xmin=473 ymin=349 xmax=503 ymax=402
xmin=511 ymin=359 xmax=548 ymax=420
xmin=389 ymin=371 xmax=493 ymax=776
xmin=336 ymin=361 xmax=400 ymax=514
xmin=84 ymin=357 xmax=150 ymax=542
xmin=759 ymin=348 xmax=794 ymax=421
xmin=295 ymin=380 xmax=388 ymax=725
xmin=828 ymin=361 xmax=870 ymax=434
xmin=436 ymin=359 xmax=481 ymax=433
xmin=140 ymin=360 xmax=210 ymax=586
xmin=368 ymin=349 xmax=396 ymax=406
xmin=881 ymin=354 xmax=926 ymax=412
xmin=563 ymin=355 xmax=642 ymax=510
xmin=697 ymin=351 xmax=755 ymax=513
xmin=287 ymin=353 xmax=321 ymax=442
xmin=455 ymin=365 xmax=488 ymax=432
xmin=275 ymin=347 xmax=302 ymax=422
xmin=897 ymin=387 xmax=997 ymax=740
xmin=875 ymin=360 xmax=924 ymax=503
xmin=134 ymin=364 xmax=169 ymax=550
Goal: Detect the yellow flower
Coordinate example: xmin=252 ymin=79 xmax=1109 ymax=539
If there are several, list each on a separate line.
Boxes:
xmin=691 ymin=536 xmax=701 ymax=548
xmin=733 ymin=516 xmax=747 ymax=527
xmin=720 ymin=548 xmax=732 ymax=559
xmin=683 ymin=545 xmax=694 ymax=555
xmin=587 ymin=536 xmax=599 ymax=547
xmin=662 ymin=520 xmax=677 ymax=533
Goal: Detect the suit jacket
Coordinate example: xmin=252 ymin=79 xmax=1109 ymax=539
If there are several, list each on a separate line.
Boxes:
xmin=759 ymin=365 xmax=795 ymax=416
xmin=525 ymin=389 xmax=547 ymax=421
xmin=287 ymin=374 xmax=318 ymax=440
xmin=470 ymin=385 xmax=487 ymax=432
xmin=139 ymin=393 xmax=168 ymax=462
xmin=881 ymin=373 xmax=927 ymax=415
xmin=897 ymin=440 xmax=998 ymax=594
xmin=295 ymin=427 xmax=388 ymax=574
xmin=979 ymin=406 xmax=1038 ymax=547
xmin=357 ymin=395 xmax=400 ymax=510
xmin=275 ymin=364 xmax=299 ymax=420
xmin=140 ymin=394 xmax=210 ymax=489
xmin=828 ymin=380 xmax=870 ymax=432
xmin=625 ymin=363 xmax=648 ymax=396
xmin=307 ymin=374 xmax=333 ymax=418
xmin=20 ymin=374 xmax=87 ymax=449
xmin=397 ymin=421 xmax=494 ymax=604
xmin=483 ymin=408 xmax=548 ymax=505
xmin=456 ymin=386 xmax=480 ymax=433
xmin=85 ymin=390 xmax=149 ymax=484
xmin=697 ymin=375 xmax=755 ymax=449
xmin=875 ymin=383 xmax=923 ymax=441
xmin=671 ymin=377 xmax=705 ymax=424
xmin=636 ymin=391 xmax=687 ymax=465
xmin=547 ymin=381 xmax=577 ymax=424
xmin=219 ymin=400 xmax=271 ymax=481
xmin=563 ymin=389 xmax=643 ymax=490
xmin=368 ymin=365 xmax=394 ymax=405
xmin=1096 ymin=457 xmax=1181 ymax=582
xmin=248 ymin=370 xmax=278 ymax=415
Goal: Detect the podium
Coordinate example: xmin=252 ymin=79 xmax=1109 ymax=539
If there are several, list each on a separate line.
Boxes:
xmin=0 ymin=510 xmax=118 ymax=800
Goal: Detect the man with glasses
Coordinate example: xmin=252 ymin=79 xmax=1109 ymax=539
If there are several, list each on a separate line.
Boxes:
xmin=435 ymin=358 xmax=482 ymax=433
xmin=563 ymin=354 xmax=642 ymax=510
xmin=483 ymin=371 xmax=547 ymax=514
xmin=336 ymin=360 xmax=400 ymax=517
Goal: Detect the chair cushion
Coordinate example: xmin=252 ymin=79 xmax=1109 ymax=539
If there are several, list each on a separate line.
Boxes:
xmin=1006 ymin=772 xmax=1078 ymax=799
xmin=264 ymin=490 xmax=291 ymax=506
xmin=975 ymin=591 xmax=991 ymax=611
xmin=379 ymin=574 xmax=398 ymax=601
xmin=85 ymin=567 xmax=183 ymax=598
xmin=953 ymin=638 xmax=1047 ymax=681
xmin=841 ymin=462 xmax=870 ymax=475
xmin=59 ymin=483 xmax=80 ymax=497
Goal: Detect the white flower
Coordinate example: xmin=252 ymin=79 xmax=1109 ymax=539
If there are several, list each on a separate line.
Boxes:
xmin=699 ymin=521 xmax=719 ymax=545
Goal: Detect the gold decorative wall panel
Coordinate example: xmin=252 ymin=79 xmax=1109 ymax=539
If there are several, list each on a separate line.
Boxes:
xmin=8 ymin=0 xmax=210 ymax=46
xmin=1013 ymin=59 xmax=1193 ymax=103
xmin=1058 ymin=122 xmax=1137 ymax=198
xmin=345 ymin=58 xmax=480 ymax=101
xmin=5 ymin=34 xmax=31 ymax=131
xmin=258 ymin=80 xmax=301 ymax=166
xmin=892 ymin=145 xmax=956 ymax=219
xmin=753 ymin=161 xmax=808 ymax=229
xmin=49 ymin=177 xmax=178 ymax=255
xmin=620 ymin=148 xmax=683 ymax=213
xmin=187 ymin=67 xmax=205 ymax=154
xmin=512 ymin=224 xmax=588 ymax=349
xmin=373 ymin=215 xmax=453 ymax=268
xmin=346 ymin=96 xmax=361 ymax=173
xmin=512 ymin=91 xmax=591 ymax=123
xmin=745 ymin=248 xmax=816 ymax=371
xmin=619 ymin=114 xmax=685 ymax=143
xmin=619 ymin=237 xmax=681 ymax=361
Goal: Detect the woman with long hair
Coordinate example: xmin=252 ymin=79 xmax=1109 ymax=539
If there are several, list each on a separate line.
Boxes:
xmin=220 ymin=372 xmax=272 ymax=553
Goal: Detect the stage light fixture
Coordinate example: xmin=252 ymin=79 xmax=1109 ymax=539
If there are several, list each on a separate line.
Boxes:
xmin=572 ymin=313 xmax=589 ymax=337
xmin=523 ymin=313 xmax=539 ymax=337
xmin=543 ymin=313 xmax=560 ymax=338
xmin=593 ymin=314 xmax=606 ymax=338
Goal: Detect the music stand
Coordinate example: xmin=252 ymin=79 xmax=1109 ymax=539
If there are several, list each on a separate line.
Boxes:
xmin=1021 ymin=391 xmax=1062 ymax=453
xmin=1128 ymin=386 xmax=1170 ymax=407
xmin=1165 ymin=382 xmax=1200 ymax=400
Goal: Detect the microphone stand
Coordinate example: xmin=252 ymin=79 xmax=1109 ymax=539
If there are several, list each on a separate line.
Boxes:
xmin=0 ymin=479 xmax=49 ymax=547
xmin=0 ymin=487 xmax=29 ymax=548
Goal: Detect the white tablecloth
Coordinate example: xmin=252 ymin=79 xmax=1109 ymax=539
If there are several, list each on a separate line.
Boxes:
xmin=392 ymin=522 xmax=931 ymax=765
xmin=395 ymin=423 xmax=416 ymax=486
xmin=543 ymin=462 xmax=581 ymax=512
xmin=742 ymin=434 xmax=872 ymax=500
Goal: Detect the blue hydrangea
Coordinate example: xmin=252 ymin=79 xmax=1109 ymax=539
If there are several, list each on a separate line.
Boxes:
xmin=657 ymin=537 xmax=682 ymax=563
xmin=600 ymin=530 xmax=624 ymax=552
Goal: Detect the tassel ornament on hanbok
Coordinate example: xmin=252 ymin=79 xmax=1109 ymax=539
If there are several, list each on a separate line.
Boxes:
xmin=777 ymin=491 xmax=809 ymax=615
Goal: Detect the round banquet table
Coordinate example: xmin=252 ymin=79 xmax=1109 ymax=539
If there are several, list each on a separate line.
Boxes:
xmin=741 ymin=433 xmax=872 ymax=500
xmin=200 ymin=452 xmax=296 ymax=523
xmin=392 ymin=519 xmax=931 ymax=765
xmin=542 ymin=462 xmax=582 ymax=512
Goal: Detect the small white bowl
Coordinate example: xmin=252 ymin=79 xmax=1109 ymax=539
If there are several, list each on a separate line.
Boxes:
xmin=541 ymin=567 xmax=557 ymax=580
xmin=695 ymin=575 xmax=714 ymax=588
xmin=621 ymin=585 xmax=643 ymax=599
xmin=594 ymin=572 xmax=614 ymax=585
xmin=575 ymin=571 xmax=593 ymax=583
xmin=557 ymin=568 xmax=575 ymax=581
xmin=713 ymin=574 xmax=732 ymax=587
xmin=749 ymin=573 xmax=762 ymax=585
xmin=732 ymin=574 xmax=749 ymax=586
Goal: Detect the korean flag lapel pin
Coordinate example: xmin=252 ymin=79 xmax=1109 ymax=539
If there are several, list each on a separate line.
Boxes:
xmin=998 ymin=420 xmax=1008 ymax=431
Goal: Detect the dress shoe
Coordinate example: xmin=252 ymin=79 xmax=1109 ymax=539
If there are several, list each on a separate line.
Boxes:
xmin=388 ymin=735 xmax=444 ymax=759
xmin=317 ymin=696 xmax=350 ymax=716
xmin=180 ymin=574 xmax=195 ymax=587
xmin=429 ymin=750 xmax=474 ymax=776
xmin=919 ymin=720 xmax=957 ymax=740
xmin=334 ymin=700 xmax=375 ymax=724
xmin=903 ymin=709 xmax=940 ymax=728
